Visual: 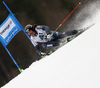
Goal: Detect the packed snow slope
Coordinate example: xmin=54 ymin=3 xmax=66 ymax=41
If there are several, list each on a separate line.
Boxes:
xmin=2 ymin=22 xmax=100 ymax=88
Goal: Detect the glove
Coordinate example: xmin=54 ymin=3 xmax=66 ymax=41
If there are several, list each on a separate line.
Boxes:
xmin=39 ymin=52 xmax=46 ymax=57
xmin=47 ymin=34 xmax=52 ymax=41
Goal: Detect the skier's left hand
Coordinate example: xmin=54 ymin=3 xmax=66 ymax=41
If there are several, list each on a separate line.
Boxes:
xmin=47 ymin=34 xmax=52 ymax=41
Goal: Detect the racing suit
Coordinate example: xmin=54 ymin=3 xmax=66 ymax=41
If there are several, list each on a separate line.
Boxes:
xmin=30 ymin=25 xmax=77 ymax=54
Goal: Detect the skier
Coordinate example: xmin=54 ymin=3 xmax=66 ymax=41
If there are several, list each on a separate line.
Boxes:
xmin=25 ymin=24 xmax=78 ymax=56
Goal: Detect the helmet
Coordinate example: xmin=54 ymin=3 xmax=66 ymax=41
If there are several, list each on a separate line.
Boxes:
xmin=24 ymin=24 xmax=33 ymax=33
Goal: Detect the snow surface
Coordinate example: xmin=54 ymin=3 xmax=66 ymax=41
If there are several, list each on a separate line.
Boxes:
xmin=2 ymin=20 xmax=100 ymax=88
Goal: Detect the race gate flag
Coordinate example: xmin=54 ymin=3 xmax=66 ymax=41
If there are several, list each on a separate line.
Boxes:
xmin=0 ymin=14 xmax=22 ymax=46
xmin=0 ymin=1 xmax=30 ymax=73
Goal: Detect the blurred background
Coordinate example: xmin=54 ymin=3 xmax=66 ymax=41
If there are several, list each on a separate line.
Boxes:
xmin=0 ymin=0 xmax=99 ymax=87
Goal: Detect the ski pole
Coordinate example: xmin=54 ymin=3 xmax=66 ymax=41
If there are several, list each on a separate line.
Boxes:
xmin=51 ymin=2 xmax=81 ymax=37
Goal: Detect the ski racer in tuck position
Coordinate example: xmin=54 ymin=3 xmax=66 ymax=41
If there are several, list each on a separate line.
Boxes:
xmin=25 ymin=24 xmax=78 ymax=56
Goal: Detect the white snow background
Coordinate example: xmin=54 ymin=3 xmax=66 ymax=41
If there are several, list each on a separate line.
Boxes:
xmin=2 ymin=2 xmax=100 ymax=88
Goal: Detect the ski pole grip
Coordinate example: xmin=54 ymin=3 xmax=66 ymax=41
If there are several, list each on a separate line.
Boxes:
xmin=79 ymin=2 xmax=81 ymax=4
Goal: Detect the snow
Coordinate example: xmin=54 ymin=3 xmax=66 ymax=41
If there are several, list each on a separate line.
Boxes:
xmin=2 ymin=20 xmax=100 ymax=88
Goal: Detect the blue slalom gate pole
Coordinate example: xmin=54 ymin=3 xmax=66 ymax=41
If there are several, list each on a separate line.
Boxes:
xmin=0 ymin=38 xmax=22 ymax=73
xmin=5 ymin=45 xmax=22 ymax=73
xmin=2 ymin=1 xmax=22 ymax=73
xmin=3 ymin=1 xmax=13 ymax=15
